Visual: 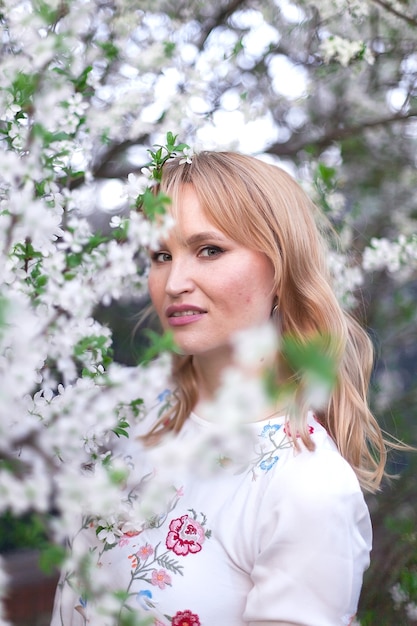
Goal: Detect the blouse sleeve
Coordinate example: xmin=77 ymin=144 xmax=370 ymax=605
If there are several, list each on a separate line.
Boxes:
xmin=243 ymin=447 xmax=372 ymax=626
xmin=50 ymin=572 xmax=86 ymax=626
xmin=50 ymin=525 xmax=99 ymax=626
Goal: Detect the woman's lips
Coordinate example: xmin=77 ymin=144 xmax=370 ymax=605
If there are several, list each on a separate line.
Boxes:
xmin=166 ymin=305 xmax=207 ymax=326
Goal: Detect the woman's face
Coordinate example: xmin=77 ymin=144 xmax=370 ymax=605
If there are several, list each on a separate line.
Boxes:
xmin=148 ymin=184 xmax=275 ymax=362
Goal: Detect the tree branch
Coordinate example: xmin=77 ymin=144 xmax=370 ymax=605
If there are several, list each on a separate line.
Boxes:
xmin=266 ymin=110 xmax=417 ymax=157
xmin=370 ymin=0 xmax=417 ymax=29
xmin=197 ymin=0 xmax=248 ymax=49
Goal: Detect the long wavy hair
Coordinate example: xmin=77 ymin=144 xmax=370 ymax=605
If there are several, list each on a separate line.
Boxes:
xmin=143 ymin=151 xmax=389 ymax=493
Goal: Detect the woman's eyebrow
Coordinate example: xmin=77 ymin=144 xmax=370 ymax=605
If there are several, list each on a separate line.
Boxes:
xmin=185 ymin=231 xmax=227 ymax=246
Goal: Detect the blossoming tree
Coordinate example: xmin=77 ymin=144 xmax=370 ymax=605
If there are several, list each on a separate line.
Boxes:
xmin=1 ymin=0 xmax=417 ymax=624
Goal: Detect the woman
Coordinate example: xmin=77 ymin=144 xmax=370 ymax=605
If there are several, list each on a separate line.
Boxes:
xmin=51 ymin=151 xmax=387 ymax=626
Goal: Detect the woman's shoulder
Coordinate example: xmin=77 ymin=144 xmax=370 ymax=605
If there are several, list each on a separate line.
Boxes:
xmin=253 ymin=414 xmax=363 ymax=499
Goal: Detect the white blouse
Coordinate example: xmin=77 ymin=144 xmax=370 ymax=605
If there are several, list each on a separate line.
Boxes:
xmin=51 ymin=393 xmax=372 ymax=626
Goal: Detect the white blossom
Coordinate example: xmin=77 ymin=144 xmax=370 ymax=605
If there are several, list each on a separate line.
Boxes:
xmin=123 ymin=172 xmax=149 ymax=201
xmin=362 ymin=235 xmax=417 ymax=279
xmin=328 ymin=250 xmax=364 ymax=308
xmin=406 ymin=602 xmax=417 ymax=621
xmin=179 ymin=145 xmax=194 ymax=164
xmin=307 ymin=0 xmax=370 ymax=20
xmin=232 ymin=323 xmax=279 ymax=370
xmin=391 ymin=582 xmax=409 ymax=605
xmin=320 ymin=35 xmax=374 ymax=67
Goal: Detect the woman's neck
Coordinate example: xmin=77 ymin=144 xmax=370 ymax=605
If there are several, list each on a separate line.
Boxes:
xmin=192 ymin=350 xmax=233 ymax=404
xmin=191 ymin=351 xmax=288 ymax=423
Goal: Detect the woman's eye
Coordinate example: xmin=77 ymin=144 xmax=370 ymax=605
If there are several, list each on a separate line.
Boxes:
xmin=199 ymin=246 xmax=224 ymax=258
xmin=151 ymin=251 xmax=171 ymax=263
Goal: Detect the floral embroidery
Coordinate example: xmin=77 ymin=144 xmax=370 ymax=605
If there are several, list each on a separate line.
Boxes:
xmin=260 ymin=423 xmax=282 ymax=438
xmin=249 ymin=421 xmax=293 ymax=477
xmin=157 ymin=388 xmax=174 ymax=421
xmin=128 ymin=553 xmax=139 ymax=569
xmin=283 ymin=423 xmax=315 ymax=438
xmin=118 ymin=528 xmax=141 ymax=548
xmin=151 ymin=568 xmax=172 ymax=589
xmin=166 ymin=511 xmax=211 ymax=556
xmin=127 ymin=541 xmax=183 ymax=580
xmin=172 ymin=609 xmax=201 ymax=625
xmin=136 ymin=589 xmax=156 ymax=610
xmin=74 ymin=596 xmax=88 ymax=622
xmin=138 ymin=543 xmax=154 ymax=559
xmin=118 ymin=535 xmax=131 ymax=548
xmin=259 ymin=456 xmax=279 ymax=471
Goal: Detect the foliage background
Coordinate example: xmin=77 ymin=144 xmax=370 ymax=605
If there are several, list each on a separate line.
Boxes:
xmin=1 ymin=0 xmax=417 ymax=624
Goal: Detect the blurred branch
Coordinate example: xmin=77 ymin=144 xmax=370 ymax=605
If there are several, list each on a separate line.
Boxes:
xmin=92 ymin=135 xmax=149 ymax=178
xmin=370 ymin=0 xmax=417 ymax=28
xmin=197 ymin=0 xmax=248 ymax=48
xmin=67 ymin=134 xmax=150 ymax=188
xmin=267 ymin=109 xmax=417 ymax=157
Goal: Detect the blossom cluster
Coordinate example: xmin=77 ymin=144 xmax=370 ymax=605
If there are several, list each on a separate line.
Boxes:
xmin=0 ymin=2 xmax=190 ymax=620
xmin=362 ymin=235 xmax=417 ymax=279
xmin=391 ymin=582 xmax=417 ymax=622
xmin=319 ymin=35 xmax=374 ymax=67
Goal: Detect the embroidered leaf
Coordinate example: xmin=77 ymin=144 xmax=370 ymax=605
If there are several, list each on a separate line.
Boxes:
xmin=156 ymin=553 xmax=184 ymax=576
xmin=187 ymin=508 xmax=197 ymax=520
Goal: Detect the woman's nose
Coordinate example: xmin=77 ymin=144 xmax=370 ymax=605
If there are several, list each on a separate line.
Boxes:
xmin=165 ymin=258 xmax=194 ymax=297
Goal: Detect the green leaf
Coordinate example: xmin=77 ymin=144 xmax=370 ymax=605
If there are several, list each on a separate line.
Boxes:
xmin=108 ymin=466 xmax=129 ymax=485
xmin=129 ymin=398 xmax=144 ymax=417
xmin=35 ymin=0 xmax=67 ymax=26
xmin=137 ymin=188 xmax=171 ymax=220
xmin=140 ymin=330 xmax=180 ymax=364
xmin=33 ymin=122 xmax=72 ymax=146
xmin=98 ymin=41 xmax=120 ymax=61
xmin=232 ymin=38 xmax=244 ymax=57
xmin=316 ymin=163 xmax=336 ymax=187
xmin=113 ymin=423 xmax=130 ymax=438
xmin=73 ymin=66 xmax=93 ymax=92
xmin=74 ymin=335 xmax=112 ymax=365
xmin=281 ymin=334 xmax=338 ymax=387
xmin=9 ymin=72 xmax=38 ymax=109
xmin=39 ymin=542 xmax=67 ymax=575
xmin=163 ymin=41 xmax=176 ymax=58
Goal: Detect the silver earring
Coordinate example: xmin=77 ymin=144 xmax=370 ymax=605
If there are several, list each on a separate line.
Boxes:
xmin=271 ymin=303 xmax=279 ymax=317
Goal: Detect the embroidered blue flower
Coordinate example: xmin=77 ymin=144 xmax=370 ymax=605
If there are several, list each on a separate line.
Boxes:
xmin=78 ymin=596 xmax=87 ymax=608
xmin=157 ymin=389 xmax=171 ymax=403
xmin=259 ymin=456 xmax=279 ymax=471
xmin=137 ymin=589 xmax=156 ymax=610
xmin=260 ymin=423 xmax=281 ymax=438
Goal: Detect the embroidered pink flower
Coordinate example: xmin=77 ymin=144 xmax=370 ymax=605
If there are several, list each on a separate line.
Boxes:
xmin=118 ymin=535 xmax=131 ymax=548
xmin=172 ymin=609 xmax=201 ymax=625
xmin=283 ymin=423 xmax=314 ymax=438
xmin=166 ymin=515 xmax=205 ymax=556
xmin=137 ymin=543 xmax=154 ymax=559
xmin=151 ymin=568 xmax=171 ymax=589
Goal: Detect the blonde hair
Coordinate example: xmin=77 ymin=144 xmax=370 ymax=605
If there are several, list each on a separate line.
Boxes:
xmin=144 ymin=151 xmax=389 ymax=493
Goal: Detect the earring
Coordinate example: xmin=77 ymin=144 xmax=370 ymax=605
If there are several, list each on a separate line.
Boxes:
xmin=271 ymin=302 xmax=279 ymax=317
